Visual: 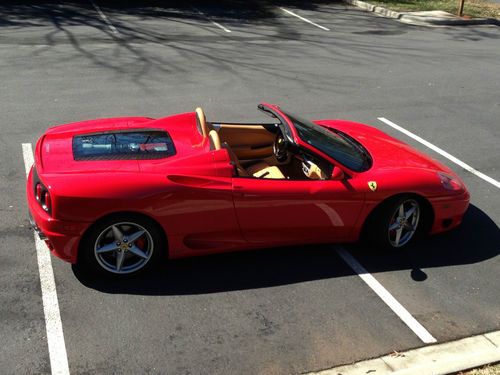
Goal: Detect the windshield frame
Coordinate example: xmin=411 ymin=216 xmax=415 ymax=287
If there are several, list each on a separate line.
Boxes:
xmin=258 ymin=104 xmax=372 ymax=174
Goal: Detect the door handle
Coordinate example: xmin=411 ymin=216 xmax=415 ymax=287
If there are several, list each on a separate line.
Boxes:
xmin=233 ymin=185 xmax=244 ymax=196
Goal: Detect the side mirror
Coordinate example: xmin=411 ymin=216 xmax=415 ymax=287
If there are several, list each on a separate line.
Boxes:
xmin=331 ymin=167 xmax=345 ymax=181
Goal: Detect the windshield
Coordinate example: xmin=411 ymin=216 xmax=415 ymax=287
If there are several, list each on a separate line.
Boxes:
xmin=284 ymin=111 xmax=372 ymax=172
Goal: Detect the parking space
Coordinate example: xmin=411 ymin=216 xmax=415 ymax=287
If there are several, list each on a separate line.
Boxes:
xmin=95 ymin=2 xmax=236 ymax=40
xmin=348 ymin=235 xmax=500 ymax=341
xmin=1 ymin=1 xmax=499 ymax=374
xmin=56 ymin=248 xmax=427 ymax=374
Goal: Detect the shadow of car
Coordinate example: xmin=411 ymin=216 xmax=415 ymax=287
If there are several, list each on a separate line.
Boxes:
xmin=73 ymin=204 xmax=498 ymax=295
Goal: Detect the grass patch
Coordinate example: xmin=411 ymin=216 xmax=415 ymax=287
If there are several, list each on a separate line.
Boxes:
xmin=365 ymin=0 xmax=500 ymax=18
xmin=458 ymin=363 xmax=500 ymax=375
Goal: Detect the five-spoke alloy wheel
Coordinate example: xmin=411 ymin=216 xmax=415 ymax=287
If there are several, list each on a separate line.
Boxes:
xmin=365 ymin=195 xmax=424 ymax=250
xmin=94 ymin=222 xmax=154 ymax=274
xmin=80 ymin=214 xmax=164 ymax=277
xmin=387 ymin=199 xmax=420 ymax=248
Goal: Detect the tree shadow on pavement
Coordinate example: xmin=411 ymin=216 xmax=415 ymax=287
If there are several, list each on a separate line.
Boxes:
xmin=73 ymin=204 xmax=499 ymax=295
xmin=0 ymin=0 xmax=343 ymax=26
xmin=0 ymin=1 xmax=418 ymax=92
xmin=6 ymin=0 xmax=496 ymax=91
xmin=0 ymin=0 xmax=364 ymax=87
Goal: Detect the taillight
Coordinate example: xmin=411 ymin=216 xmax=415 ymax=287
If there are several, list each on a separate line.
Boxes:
xmin=35 ymin=183 xmax=43 ymax=202
xmin=34 ymin=182 xmax=52 ymax=214
xmin=42 ymin=191 xmax=52 ymax=213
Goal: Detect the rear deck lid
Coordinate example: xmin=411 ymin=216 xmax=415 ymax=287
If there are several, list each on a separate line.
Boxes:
xmin=38 ymin=126 xmax=176 ymax=174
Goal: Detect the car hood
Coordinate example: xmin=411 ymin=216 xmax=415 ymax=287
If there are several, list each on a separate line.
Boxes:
xmin=315 ymin=120 xmax=454 ymax=175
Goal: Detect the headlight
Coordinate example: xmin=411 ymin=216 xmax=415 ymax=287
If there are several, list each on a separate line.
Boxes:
xmin=438 ymin=172 xmax=463 ymax=191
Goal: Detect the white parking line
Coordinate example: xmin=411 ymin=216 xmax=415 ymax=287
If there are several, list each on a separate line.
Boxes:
xmin=90 ymin=0 xmax=120 ymax=36
xmin=191 ymin=6 xmax=232 ymax=33
xmin=22 ymin=143 xmax=70 ymax=375
xmin=279 ymin=7 xmax=330 ymax=31
xmin=336 ymin=247 xmax=437 ymax=344
xmin=378 ymin=117 xmax=500 ymax=189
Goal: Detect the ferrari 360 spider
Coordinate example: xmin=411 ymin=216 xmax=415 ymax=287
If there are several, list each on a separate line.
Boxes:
xmin=27 ymin=103 xmax=470 ymax=276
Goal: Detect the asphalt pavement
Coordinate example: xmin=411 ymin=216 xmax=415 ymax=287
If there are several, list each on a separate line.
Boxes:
xmin=0 ymin=1 xmax=499 ymax=374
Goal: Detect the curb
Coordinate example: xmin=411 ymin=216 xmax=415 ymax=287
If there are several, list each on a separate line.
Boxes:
xmin=307 ymin=331 xmax=500 ymax=375
xmin=343 ymin=0 xmax=500 ymax=26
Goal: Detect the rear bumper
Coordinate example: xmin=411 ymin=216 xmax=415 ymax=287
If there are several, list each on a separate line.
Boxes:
xmin=429 ymin=190 xmax=470 ymax=234
xmin=27 ymin=168 xmax=88 ymax=264
xmin=28 ymin=212 xmax=48 ymax=241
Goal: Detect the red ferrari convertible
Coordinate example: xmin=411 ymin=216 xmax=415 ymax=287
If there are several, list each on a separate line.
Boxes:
xmin=27 ymin=103 xmax=469 ymax=276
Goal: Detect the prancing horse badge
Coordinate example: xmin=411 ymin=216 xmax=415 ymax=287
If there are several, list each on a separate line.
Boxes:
xmin=368 ymin=181 xmax=377 ymax=191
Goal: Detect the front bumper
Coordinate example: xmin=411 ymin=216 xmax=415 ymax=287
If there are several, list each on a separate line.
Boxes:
xmin=429 ymin=190 xmax=470 ymax=234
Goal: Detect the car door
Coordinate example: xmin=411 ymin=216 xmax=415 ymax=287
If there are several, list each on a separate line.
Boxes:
xmin=232 ymin=177 xmax=365 ymax=245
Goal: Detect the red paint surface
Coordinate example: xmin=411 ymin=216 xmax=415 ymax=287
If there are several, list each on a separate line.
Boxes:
xmin=27 ymin=104 xmax=470 ymax=264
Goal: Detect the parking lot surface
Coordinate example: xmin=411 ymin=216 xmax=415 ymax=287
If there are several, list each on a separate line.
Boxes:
xmin=1 ymin=1 xmax=499 ymax=374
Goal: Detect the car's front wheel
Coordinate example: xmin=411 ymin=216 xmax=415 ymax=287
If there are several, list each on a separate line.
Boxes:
xmin=80 ymin=214 xmax=164 ymax=277
xmin=366 ymin=196 xmax=423 ymax=249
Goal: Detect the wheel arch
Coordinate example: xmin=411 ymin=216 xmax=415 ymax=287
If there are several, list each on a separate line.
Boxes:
xmin=77 ymin=211 xmax=169 ymax=263
xmin=361 ymin=193 xmax=434 ymax=241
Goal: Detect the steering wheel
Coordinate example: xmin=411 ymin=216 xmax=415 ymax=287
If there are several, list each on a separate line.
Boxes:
xmin=273 ymin=130 xmax=288 ymax=163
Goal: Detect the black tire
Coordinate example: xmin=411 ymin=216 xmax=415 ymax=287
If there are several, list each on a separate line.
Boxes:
xmin=79 ymin=213 xmax=165 ymax=278
xmin=364 ymin=196 xmax=423 ymax=250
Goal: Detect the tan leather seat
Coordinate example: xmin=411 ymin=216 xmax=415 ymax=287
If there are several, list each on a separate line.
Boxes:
xmin=195 ymin=107 xmax=210 ymax=137
xmin=208 ymin=130 xmax=221 ymax=150
xmin=223 ymin=142 xmax=284 ymax=179
xmin=246 ymin=162 xmax=285 ymax=179
xmin=223 ymin=142 xmax=249 ymax=177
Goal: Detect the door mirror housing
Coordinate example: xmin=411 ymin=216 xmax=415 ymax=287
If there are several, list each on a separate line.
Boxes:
xmin=331 ymin=167 xmax=345 ymax=181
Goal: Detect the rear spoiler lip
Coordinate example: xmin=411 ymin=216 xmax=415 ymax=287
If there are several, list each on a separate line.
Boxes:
xmin=34 ymin=134 xmax=46 ymax=174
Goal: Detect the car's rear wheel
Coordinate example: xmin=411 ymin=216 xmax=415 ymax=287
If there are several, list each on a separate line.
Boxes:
xmin=80 ymin=214 xmax=164 ymax=277
xmin=366 ymin=196 xmax=422 ymax=249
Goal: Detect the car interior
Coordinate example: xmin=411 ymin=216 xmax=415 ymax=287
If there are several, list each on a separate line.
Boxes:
xmin=196 ymin=107 xmax=333 ymax=181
